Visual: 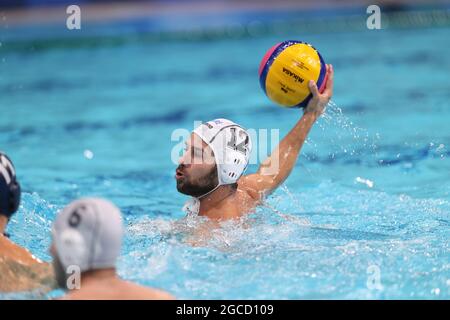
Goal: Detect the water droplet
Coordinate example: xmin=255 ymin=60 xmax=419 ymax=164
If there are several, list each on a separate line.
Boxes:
xmin=83 ymin=149 xmax=94 ymax=160
xmin=355 ymin=177 xmax=374 ymax=188
xmin=431 ymin=288 xmax=440 ymax=295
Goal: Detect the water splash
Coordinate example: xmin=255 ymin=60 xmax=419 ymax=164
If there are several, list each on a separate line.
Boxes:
xmin=7 ymin=193 xmax=57 ymax=262
xmin=316 ymin=100 xmax=381 ymax=160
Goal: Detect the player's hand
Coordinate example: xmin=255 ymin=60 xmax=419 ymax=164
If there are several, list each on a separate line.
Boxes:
xmin=304 ymin=64 xmax=334 ymax=118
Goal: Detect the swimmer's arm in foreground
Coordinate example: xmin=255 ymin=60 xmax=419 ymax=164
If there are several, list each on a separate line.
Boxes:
xmin=239 ymin=64 xmax=334 ymax=200
xmin=0 ymin=236 xmax=56 ymax=293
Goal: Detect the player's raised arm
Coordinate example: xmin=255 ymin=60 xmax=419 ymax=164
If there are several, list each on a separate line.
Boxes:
xmin=239 ymin=64 xmax=334 ymax=199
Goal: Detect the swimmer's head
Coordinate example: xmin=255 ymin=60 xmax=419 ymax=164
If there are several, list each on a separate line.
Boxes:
xmin=176 ymin=119 xmax=252 ymax=198
xmin=50 ymin=198 xmax=123 ymax=289
xmin=0 ymin=152 xmax=21 ymax=220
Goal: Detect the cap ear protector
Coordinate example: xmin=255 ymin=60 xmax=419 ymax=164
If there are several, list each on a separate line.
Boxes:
xmin=53 ymin=198 xmax=123 ymax=272
xmin=8 ymin=181 xmax=21 ymax=215
xmin=0 ymin=152 xmax=21 ymax=218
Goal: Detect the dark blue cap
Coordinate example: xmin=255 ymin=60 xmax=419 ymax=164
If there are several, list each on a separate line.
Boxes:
xmin=0 ymin=152 xmax=21 ymax=218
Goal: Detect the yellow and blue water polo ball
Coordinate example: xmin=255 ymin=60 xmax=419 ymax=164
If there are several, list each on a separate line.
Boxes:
xmin=259 ymin=40 xmax=327 ymax=108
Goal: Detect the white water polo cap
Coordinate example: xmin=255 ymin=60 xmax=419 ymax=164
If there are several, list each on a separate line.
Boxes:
xmin=52 ymin=198 xmax=123 ymax=272
xmin=193 ymin=118 xmax=252 ymax=186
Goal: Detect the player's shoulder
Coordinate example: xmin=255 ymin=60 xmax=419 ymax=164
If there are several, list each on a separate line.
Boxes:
xmin=237 ymin=175 xmax=263 ymax=202
xmin=0 ymin=236 xmax=37 ymax=264
xmin=125 ymin=281 xmax=175 ymax=300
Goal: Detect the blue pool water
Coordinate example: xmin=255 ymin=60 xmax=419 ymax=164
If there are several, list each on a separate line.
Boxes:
xmin=0 ymin=22 xmax=449 ymax=299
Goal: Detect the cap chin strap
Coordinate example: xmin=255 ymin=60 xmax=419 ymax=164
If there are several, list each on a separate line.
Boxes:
xmin=196 ymin=182 xmax=221 ymax=200
xmin=183 ymin=183 xmax=226 ymax=216
xmin=194 ymin=160 xmax=224 ymax=200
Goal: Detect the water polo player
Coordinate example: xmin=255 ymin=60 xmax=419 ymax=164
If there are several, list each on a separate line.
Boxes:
xmin=176 ymin=64 xmax=334 ymax=220
xmin=51 ymin=197 xmax=174 ymax=299
xmin=0 ymin=152 xmax=55 ymax=292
